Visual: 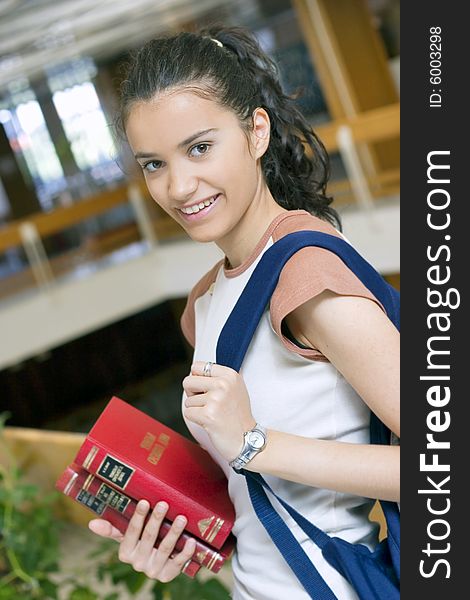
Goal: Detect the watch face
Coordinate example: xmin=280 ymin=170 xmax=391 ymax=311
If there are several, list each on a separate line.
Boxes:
xmin=249 ymin=430 xmax=265 ymax=449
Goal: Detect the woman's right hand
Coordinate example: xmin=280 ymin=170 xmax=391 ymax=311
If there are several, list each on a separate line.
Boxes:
xmin=88 ymin=500 xmax=197 ymax=582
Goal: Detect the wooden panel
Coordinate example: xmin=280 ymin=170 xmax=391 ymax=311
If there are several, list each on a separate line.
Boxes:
xmin=0 ymin=180 xmax=157 ymax=253
xmin=0 ymin=223 xmax=22 ymax=252
xmin=0 ymin=186 xmax=129 ymax=253
xmin=2 ymin=426 xmax=90 ymax=526
xmin=293 ymin=0 xmax=399 ymax=173
xmin=30 ymin=187 xmax=130 ymax=238
xmin=316 ymin=0 xmax=398 ymax=112
xmin=314 ymin=103 xmax=399 ymax=151
xmin=327 ymin=169 xmax=400 ymax=206
xmin=292 ymin=0 xmax=346 ymax=119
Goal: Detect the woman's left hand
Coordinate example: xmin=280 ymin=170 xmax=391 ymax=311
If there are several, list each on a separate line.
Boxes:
xmin=182 ymin=361 xmax=256 ymax=463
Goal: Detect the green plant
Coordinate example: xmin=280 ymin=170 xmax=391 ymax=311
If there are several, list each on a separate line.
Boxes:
xmin=0 ymin=413 xmax=63 ymax=599
xmin=0 ymin=414 xmax=231 ymax=599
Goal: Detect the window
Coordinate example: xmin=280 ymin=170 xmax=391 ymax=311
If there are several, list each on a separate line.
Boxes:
xmin=48 ymin=57 xmax=122 ymax=187
xmin=0 ymin=80 xmax=66 ymax=211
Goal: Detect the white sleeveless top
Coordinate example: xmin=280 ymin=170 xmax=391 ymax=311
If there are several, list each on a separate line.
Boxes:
xmin=180 ymin=211 xmax=382 ymax=599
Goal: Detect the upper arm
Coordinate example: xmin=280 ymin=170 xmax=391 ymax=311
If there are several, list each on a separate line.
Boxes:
xmin=269 ymin=245 xmax=387 ymax=362
xmin=285 ymin=290 xmax=400 ymax=437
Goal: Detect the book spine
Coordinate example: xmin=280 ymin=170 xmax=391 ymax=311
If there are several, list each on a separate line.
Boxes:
xmin=57 ymin=466 xmax=230 ymax=573
xmin=74 ymin=438 xmax=231 ymax=549
xmin=182 ymin=560 xmax=201 ymax=578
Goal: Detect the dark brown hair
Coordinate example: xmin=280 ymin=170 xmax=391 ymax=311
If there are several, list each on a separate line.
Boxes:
xmin=118 ymin=25 xmax=340 ymax=228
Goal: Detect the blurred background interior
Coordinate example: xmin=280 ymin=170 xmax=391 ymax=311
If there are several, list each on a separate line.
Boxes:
xmin=0 ymin=0 xmax=399 ymax=595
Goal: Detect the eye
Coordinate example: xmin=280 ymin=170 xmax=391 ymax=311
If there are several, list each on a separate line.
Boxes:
xmin=189 ymin=143 xmax=210 ymax=157
xmin=142 ymin=160 xmax=163 ymax=173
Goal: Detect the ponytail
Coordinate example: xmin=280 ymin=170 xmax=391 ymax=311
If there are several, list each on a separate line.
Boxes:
xmin=119 ymin=25 xmax=340 ymax=229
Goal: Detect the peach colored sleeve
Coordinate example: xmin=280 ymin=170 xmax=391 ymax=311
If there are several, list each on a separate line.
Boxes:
xmin=180 ymin=260 xmax=224 ymax=348
xmin=269 ymin=215 xmax=385 ymax=361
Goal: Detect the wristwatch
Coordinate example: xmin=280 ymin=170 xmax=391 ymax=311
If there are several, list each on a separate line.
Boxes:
xmin=229 ymin=423 xmax=267 ymax=471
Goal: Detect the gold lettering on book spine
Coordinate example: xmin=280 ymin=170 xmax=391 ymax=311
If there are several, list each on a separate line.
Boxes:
xmin=207 ymin=551 xmax=222 ymax=572
xmin=83 ymin=445 xmax=99 ymax=469
xmin=198 ymin=516 xmax=224 ymax=543
xmin=83 ymin=473 xmax=94 ymax=491
xmin=206 ymin=518 xmax=224 ymax=544
xmin=198 ymin=516 xmax=214 ymax=537
xmin=64 ymin=472 xmax=78 ymax=495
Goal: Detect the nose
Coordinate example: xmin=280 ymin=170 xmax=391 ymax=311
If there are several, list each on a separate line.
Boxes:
xmin=167 ymin=161 xmax=198 ymax=203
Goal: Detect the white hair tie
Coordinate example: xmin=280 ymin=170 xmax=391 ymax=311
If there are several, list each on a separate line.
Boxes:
xmin=210 ymin=38 xmax=223 ymax=48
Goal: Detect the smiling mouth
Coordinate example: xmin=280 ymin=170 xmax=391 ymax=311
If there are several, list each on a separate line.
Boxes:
xmin=178 ymin=194 xmax=219 ymax=215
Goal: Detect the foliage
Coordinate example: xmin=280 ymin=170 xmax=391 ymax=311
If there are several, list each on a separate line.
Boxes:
xmin=0 ymin=413 xmax=231 ymax=599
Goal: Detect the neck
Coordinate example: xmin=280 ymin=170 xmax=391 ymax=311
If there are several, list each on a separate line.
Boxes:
xmin=217 ymin=182 xmax=288 ymax=269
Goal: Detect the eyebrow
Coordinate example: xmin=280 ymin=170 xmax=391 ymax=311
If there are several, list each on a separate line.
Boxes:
xmin=134 ymin=128 xmax=218 ymax=159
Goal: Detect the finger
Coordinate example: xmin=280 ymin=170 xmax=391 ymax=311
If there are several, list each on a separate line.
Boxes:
xmin=155 ymin=514 xmax=188 ymax=562
xmin=119 ymin=499 xmax=150 ymax=558
xmin=184 ymin=392 xmax=209 ymax=407
xmin=172 ymin=537 xmax=197 ymax=572
xmin=88 ymin=519 xmax=124 ymax=542
xmin=183 ymin=374 xmax=215 ymax=396
xmin=146 ymin=516 xmax=196 ymax=581
xmin=135 ymin=501 xmax=169 ymax=559
xmin=183 ymin=405 xmax=206 ymax=427
xmin=149 ymin=522 xmax=196 ymax=581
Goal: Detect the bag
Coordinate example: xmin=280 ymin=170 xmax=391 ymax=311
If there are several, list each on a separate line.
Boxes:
xmin=215 ymin=230 xmax=400 ymax=600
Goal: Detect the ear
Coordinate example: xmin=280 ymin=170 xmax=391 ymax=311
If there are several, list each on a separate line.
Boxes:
xmin=250 ymin=107 xmax=271 ymax=159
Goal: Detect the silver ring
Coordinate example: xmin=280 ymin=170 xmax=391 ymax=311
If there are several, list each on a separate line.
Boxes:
xmin=203 ymin=361 xmax=214 ymax=377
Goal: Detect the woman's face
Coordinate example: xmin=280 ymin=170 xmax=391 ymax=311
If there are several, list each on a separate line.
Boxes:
xmin=125 ymin=89 xmax=266 ymax=244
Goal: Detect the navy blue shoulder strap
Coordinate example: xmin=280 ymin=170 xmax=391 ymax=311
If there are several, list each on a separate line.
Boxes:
xmin=215 ymin=230 xmax=400 ymax=597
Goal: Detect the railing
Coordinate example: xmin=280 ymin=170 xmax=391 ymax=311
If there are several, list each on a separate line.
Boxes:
xmin=314 ymin=102 xmax=399 ymax=209
xmin=0 ymin=182 xmax=185 ymax=295
xmin=0 ymin=182 xmax=179 ymax=256
xmin=315 ymin=103 xmax=399 ymax=150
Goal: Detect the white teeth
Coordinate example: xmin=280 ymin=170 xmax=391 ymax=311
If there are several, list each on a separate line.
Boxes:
xmin=180 ymin=195 xmax=218 ymax=214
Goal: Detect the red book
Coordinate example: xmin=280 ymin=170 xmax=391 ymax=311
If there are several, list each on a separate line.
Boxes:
xmin=56 ymin=464 xmax=235 ymax=574
xmin=72 ymin=397 xmax=235 ymax=550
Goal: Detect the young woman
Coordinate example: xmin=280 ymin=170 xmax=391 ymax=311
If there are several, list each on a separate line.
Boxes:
xmin=88 ymin=26 xmax=399 ymax=599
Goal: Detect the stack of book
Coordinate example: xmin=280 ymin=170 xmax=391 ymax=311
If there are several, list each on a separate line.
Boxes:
xmin=56 ymin=396 xmax=236 ymax=578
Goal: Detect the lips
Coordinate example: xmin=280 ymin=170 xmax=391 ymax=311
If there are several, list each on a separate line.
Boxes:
xmin=179 ymin=195 xmax=219 ymax=215
xmin=178 ymin=194 xmax=221 ymax=221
